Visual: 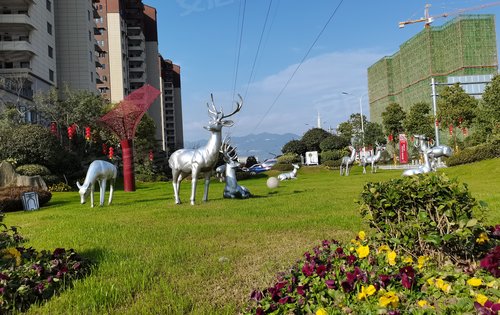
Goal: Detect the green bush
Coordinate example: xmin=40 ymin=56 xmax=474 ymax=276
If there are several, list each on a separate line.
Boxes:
xmin=319 ymin=135 xmax=350 ymax=151
xmin=359 ymin=173 xmax=491 ymax=264
xmin=0 ymin=186 xmax=52 ymax=212
xmin=16 ymin=164 xmax=52 ymax=176
xmin=48 ymin=182 xmax=73 ymax=192
xmin=446 ymin=139 xmax=500 ymax=166
xmin=271 ymin=163 xmax=294 ymax=172
xmin=320 ymin=149 xmax=346 ymax=162
xmin=277 ymin=153 xmax=300 ymax=164
xmin=322 ymin=159 xmax=341 ymax=169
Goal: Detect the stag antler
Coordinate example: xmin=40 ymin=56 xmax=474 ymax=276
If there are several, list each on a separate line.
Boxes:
xmin=220 ymin=136 xmax=238 ymax=162
xmin=207 ymin=93 xmax=221 ymax=120
xmin=221 ymin=94 xmax=243 ymax=119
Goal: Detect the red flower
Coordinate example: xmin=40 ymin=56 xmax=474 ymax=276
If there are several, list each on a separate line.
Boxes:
xmin=302 ymin=262 xmax=314 ymax=277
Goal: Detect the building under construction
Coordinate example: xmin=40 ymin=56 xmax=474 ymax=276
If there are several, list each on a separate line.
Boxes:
xmin=368 ymin=14 xmax=498 ymax=125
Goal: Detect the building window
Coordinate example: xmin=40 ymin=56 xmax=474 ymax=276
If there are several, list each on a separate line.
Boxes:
xmin=89 ymin=51 xmax=93 ymax=62
xmin=48 ymin=45 xmax=53 ymax=58
xmin=88 ymin=10 xmax=91 ymax=21
xmin=89 ymin=31 xmax=91 ymax=41
xmin=49 ymin=69 xmax=54 ymax=82
xmin=20 ymin=61 xmax=30 ymax=68
xmin=46 ymin=0 xmax=51 ymax=12
xmin=91 ymin=72 xmax=94 ymax=83
xmin=47 ymin=22 xmax=52 ymax=35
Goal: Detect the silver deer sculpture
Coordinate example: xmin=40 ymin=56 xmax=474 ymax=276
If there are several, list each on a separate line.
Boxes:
xmin=169 ymin=94 xmax=243 ymax=205
xmin=76 ymin=160 xmax=117 ymax=207
xmin=340 ymin=146 xmax=356 ymax=176
xmin=403 ymin=135 xmax=453 ymax=176
xmin=278 ymin=163 xmax=300 ymax=181
xmin=360 ymin=143 xmax=385 ymax=174
xmin=220 ymin=137 xmax=251 ymax=199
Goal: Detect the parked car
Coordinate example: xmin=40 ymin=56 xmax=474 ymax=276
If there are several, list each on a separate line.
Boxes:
xmin=245 ymin=158 xmax=277 ymax=175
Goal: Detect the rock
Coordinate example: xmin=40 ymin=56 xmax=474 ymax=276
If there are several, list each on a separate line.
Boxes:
xmin=0 ymin=161 xmax=48 ymax=190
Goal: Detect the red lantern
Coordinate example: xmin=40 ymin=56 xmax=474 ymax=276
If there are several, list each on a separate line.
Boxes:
xmin=149 ymin=150 xmax=154 ymax=161
xmin=50 ymin=122 xmax=57 ymax=135
xmin=388 ymin=134 xmax=393 ymax=142
xmin=449 ymin=124 xmax=454 ymax=136
xmin=108 ymin=147 xmax=114 ymax=160
xmin=67 ymin=126 xmax=73 ymax=140
xmin=102 ymin=143 xmax=108 ymax=155
xmin=85 ymin=127 xmax=91 ymax=141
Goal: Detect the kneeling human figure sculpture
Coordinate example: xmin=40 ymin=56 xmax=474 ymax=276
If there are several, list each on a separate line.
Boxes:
xmin=278 ymin=163 xmax=300 ymax=181
xmin=77 ymin=160 xmax=117 ymax=207
xmin=220 ymin=138 xmax=251 ymax=199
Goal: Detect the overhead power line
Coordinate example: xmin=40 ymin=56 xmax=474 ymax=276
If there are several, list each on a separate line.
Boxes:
xmin=231 ymin=0 xmax=247 ymax=101
xmin=252 ymin=0 xmax=345 ymax=132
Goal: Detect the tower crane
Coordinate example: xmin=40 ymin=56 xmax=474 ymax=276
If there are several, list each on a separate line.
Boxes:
xmin=399 ymin=2 xmax=500 ymax=28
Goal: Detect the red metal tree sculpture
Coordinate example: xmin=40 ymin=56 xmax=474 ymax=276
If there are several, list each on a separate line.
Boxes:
xmin=99 ymin=84 xmax=160 ymax=192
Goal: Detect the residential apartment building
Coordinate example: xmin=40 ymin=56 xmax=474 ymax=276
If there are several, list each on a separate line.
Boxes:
xmin=0 ymin=0 xmax=183 ymax=152
xmin=368 ymin=15 xmax=498 ymax=125
xmin=160 ymin=57 xmax=183 ymax=152
xmin=0 ymin=0 xmax=57 ymax=122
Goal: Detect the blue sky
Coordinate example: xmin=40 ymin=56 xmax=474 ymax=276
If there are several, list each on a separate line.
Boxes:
xmin=145 ymin=0 xmax=500 ymax=142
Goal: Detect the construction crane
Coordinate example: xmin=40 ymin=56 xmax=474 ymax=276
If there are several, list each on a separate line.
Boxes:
xmin=399 ymin=2 xmax=500 ymax=28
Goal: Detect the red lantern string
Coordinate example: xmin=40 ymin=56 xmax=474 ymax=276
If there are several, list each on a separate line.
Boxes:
xmin=85 ymin=126 xmax=91 ymax=141
xmin=102 ymin=143 xmax=108 ymax=155
xmin=108 ymin=147 xmax=114 ymax=160
xmin=388 ymin=134 xmax=393 ymax=142
xmin=50 ymin=122 xmax=57 ymax=135
xmin=449 ymin=124 xmax=453 ymax=136
xmin=149 ymin=150 xmax=154 ymax=161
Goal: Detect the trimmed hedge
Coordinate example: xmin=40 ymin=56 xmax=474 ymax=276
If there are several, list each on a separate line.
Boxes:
xmin=446 ymin=139 xmax=500 ymax=166
xmin=0 ymin=186 xmax=52 ymax=212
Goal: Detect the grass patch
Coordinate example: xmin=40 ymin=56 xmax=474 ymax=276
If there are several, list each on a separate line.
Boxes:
xmin=3 ymin=159 xmax=499 ymax=314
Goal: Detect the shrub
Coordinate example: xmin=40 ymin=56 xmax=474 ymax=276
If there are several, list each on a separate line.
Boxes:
xmin=320 ymin=149 xmax=346 ymax=162
xmin=446 ymin=139 xmax=500 ymax=166
xmin=319 ymin=135 xmax=350 ymax=151
xmin=271 ymin=163 xmax=294 ymax=172
xmin=359 ymin=173 xmax=491 ymax=264
xmin=0 ymin=186 xmax=52 ymax=212
xmin=322 ymin=159 xmax=341 ymax=169
xmin=277 ymin=153 xmax=300 ymax=164
xmin=16 ymin=164 xmax=51 ymax=176
xmin=282 ymin=140 xmax=306 ymax=156
xmin=48 ymin=182 xmax=73 ymax=192
xmin=42 ymin=174 xmax=62 ymax=186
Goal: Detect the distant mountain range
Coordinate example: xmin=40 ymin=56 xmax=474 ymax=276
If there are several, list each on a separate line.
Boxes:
xmin=184 ymin=132 xmax=300 ymax=162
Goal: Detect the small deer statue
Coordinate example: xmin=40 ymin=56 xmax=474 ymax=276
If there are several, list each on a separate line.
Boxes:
xmin=76 ymin=160 xmax=117 ymax=207
xmin=169 ymin=94 xmax=243 ymax=205
xmin=340 ymin=146 xmax=356 ymax=176
xmin=360 ymin=143 xmax=385 ymax=174
xmin=403 ymin=135 xmax=453 ymax=176
xmin=220 ymin=137 xmax=251 ymax=199
xmin=278 ymin=163 xmax=300 ymax=181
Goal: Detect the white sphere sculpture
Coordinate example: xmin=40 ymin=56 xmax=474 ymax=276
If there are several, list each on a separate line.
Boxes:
xmin=266 ymin=176 xmax=279 ymax=189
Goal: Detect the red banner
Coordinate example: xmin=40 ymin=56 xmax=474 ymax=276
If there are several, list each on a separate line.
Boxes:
xmin=399 ymin=134 xmax=408 ymax=164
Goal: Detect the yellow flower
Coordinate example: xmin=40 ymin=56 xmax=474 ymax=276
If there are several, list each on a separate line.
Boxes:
xmin=2 ymin=247 xmax=21 ymax=266
xmin=357 ymin=285 xmax=376 ymax=300
xmin=403 ymin=256 xmax=414 ymax=264
xmin=387 ymin=251 xmax=397 ymax=266
xmin=316 ymin=308 xmax=328 ymax=315
xmin=417 ymin=256 xmax=428 ymax=269
xmin=358 ymin=231 xmax=366 ymax=241
xmin=476 ymin=232 xmax=489 ymax=244
xmin=379 ymin=291 xmax=399 ymax=308
xmin=356 ymin=245 xmax=370 ymax=259
xmin=349 ymin=247 xmax=354 ymax=252
xmin=467 ymin=278 xmax=483 ymax=287
xmin=427 ymin=278 xmax=434 ymax=286
xmin=476 ymin=293 xmax=488 ymax=306
xmin=417 ymin=300 xmax=428 ymax=307
xmin=435 ymin=278 xmax=451 ymax=293
xmin=378 ymin=245 xmax=390 ymax=253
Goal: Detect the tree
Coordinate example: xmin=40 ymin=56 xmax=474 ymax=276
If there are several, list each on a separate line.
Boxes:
xmin=301 ymin=128 xmax=330 ymax=152
xmin=337 ymin=113 xmax=368 ymax=149
xmin=403 ymin=102 xmax=435 ymax=139
xmin=382 ymin=103 xmax=406 ymax=136
xmin=437 ymin=83 xmax=477 ymax=129
xmin=0 ymin=74 xmax=35 ymax=124
xmin=282 ymin=139 xmax=307 ymax=156
xmin=134 ymin=114 xmax=158 ymax=162
xmin=363 ymin=122 xmax=386 ymax=147
xmin=319 ymin=135 xmax=350 ymax=151
xmin=473 ymin=74 xmax=500 ymax=143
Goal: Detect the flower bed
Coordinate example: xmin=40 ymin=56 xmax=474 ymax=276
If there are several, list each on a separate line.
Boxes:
xmin=245 ymin=229 xmax=499 ymax=314
xmin=0 ymin=214 xmax=91 ymax=313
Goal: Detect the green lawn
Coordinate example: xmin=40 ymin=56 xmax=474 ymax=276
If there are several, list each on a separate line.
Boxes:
xmin=4 ymin=159 xmax=500 ymax=314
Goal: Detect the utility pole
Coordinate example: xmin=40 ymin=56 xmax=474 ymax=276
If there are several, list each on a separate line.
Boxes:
xmin=431 ymin=77 xmax=440 ymax=146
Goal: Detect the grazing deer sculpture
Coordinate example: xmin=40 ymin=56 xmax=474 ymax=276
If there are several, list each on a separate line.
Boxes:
xmin=340 ymin=146 xmax=356 ymax=176
xmin=220 ymin=137 xmax=251 ymax=199
xmin=360 ymin=143 xmax=385 ymax=174
xmin=169 ymin=94 xmax=243 ymax=205
xmin=403 ymin=135 xmax=453 ymax=176
xmin=77 ymin=160 xmax=117 ymax=207
xmin=278 ymin=164 xmax=300 ymax=181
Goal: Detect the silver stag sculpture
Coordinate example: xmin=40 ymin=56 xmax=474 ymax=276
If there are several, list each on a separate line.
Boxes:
xmin=360 ymin=143 xmax=385 ymax=174
xmin=340 ymin=145 xmax=356 ymax=176
xmin=278 ymin=163 xmax=300 ymax=181
xmin=403 ymin=135 xmax=453 ymax=176
xmin=220 ymin=137 xmax=251 ymax=199
xmin=77 ymin=160 xmax=117 ymax=207
xmin=169 ymin=94 xmax=243 ymax=205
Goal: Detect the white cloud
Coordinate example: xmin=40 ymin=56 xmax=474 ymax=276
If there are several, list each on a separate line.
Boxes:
xmin=182 ymin=49 xmax=387 ymax=142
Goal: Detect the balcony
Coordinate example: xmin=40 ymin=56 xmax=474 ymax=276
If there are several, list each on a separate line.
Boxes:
xmin=0 ymin=13 xmax=36 ymax=33
xmin=128 ymin=52 xmax=144 ymax=61
xmin=0 ymin=41 xmax=36 ymax=60
xmin=0 ymin=0 xmax=34 ymax=8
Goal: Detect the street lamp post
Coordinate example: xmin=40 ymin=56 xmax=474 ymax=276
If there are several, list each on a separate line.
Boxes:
xmin=342 ymin=92 xmax=367 ymax=156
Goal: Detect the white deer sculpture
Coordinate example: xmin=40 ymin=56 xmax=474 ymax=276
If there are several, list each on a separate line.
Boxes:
xmin=76 ymin=160 xmax=117 ymax=207
xmin=360 ymin=143 xmax=385 ymax=174
xmin=402 ymin=135 xmax=453 ymax=176
xmin=169 ymin=94 xmax=243 ymax=205
xmin=278 ymin=163 xmax=300 ymax=181
xmin=220 ymin=137 xmax=251 ymax=199
xmin=340 ymin=146 xmax=356 ymax=176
